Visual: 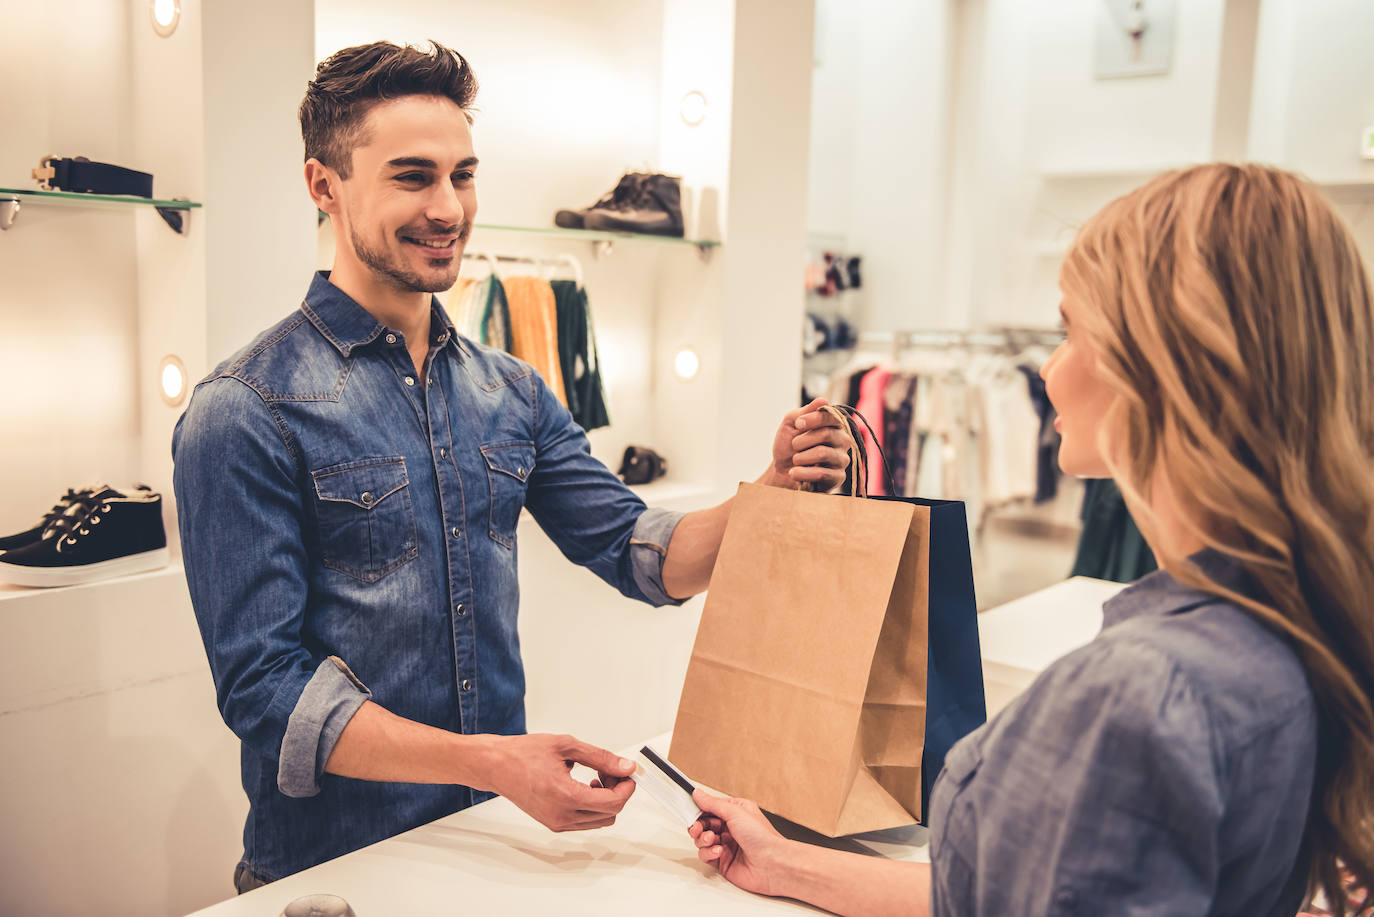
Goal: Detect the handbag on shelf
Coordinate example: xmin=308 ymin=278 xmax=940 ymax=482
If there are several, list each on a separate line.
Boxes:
xmin=617 ymin=446 xmax=668 ymax=486
xmin=669 ymin=406 xmax=986 ymax=836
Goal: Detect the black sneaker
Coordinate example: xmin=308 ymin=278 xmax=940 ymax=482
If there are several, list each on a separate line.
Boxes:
xmin=554 ymin=172 xmax=651 ymax=230
xmin=0 ymin=486 xmax=167 ymax=587
xmin=0 ymin=486 xmax=97 ymax=553
xmin=583 ymin=173 xmax=684 ymax=237
xmin=0 ymin=483 xmax=153 ymax=554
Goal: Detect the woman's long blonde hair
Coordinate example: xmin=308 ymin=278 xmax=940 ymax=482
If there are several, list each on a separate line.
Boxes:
xmin=1061 ymin=163 xmax=1374 ymax=914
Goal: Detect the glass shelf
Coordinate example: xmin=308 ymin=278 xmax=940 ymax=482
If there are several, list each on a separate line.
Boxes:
xmin=0 ymin=188 xmax=201 ymax=234
xmin=317 ymin=210 xmax=720 ymax=249
xmin=477 ymin=222 xmax=720 ymax=248
xmin=0 ymin=187 xmax=202 ymax=210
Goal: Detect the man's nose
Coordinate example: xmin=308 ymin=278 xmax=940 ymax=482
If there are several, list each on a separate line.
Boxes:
xmin=426 ymin=181 xmax=464 ymax=227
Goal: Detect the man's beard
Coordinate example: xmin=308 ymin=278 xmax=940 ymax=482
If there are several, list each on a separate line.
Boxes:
xmin=350 ymin=222 xmax=469 ymax=294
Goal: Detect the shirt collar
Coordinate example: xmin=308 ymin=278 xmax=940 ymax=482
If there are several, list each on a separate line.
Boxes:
xmin=300 ymin=270 xmax=462 ymax=358
xmin=1101 ymin=547 xmax=1262 ymax=629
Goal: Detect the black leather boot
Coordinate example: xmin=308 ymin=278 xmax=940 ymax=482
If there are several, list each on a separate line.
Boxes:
xmin=554 ymin=172 xmax=651 ymax=230
xmin=584 ymin=173 xmax=684 ymax=237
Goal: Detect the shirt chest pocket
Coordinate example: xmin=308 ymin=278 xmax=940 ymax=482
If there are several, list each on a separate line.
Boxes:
xmin=481 ymin=441 xmax=534 ymax=548
xmin=311 ymin=456 xmax=418 ymax=583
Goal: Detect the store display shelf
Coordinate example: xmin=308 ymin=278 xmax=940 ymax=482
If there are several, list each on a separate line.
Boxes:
xmin=0 ymin=187 xmax=201 ymax=211
xmin=0 ymin=188 xmax=201 ymax=233
xmin=627 ymin=479 xmax=718 ymax=506
xmin=0 ymin=558 xmax=186 ymax=606
xmin=317 ymin=212 xmax=721 ymax=254
xmin=477 ymin=222 xmax=720 ymax=249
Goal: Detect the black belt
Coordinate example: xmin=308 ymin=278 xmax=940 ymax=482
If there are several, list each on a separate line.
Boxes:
xmin=32 ymin=155 xmax=153 ymax=198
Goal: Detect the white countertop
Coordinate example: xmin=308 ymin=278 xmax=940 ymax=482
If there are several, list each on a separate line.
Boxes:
xmin=976 ymin=576 xmax=1125 ymax=716
xmin=188 ymin=577 xmax=1124 ymax=916
xmin=187 ymin=733 xmax=929 ymax=916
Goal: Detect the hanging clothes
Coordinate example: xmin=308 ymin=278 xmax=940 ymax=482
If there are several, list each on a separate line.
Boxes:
xmin=854 ymin=366 xmax=891 ymax=495
xmin=551 ymin=279 xmax=611 ymax=432
xmin=448 ymin=277 xmax=483 ymax=342
xmin=1070 ymin=478 xmax=1158 ymax=583
xmin=815 ymin=338 xmax=1057 ymax=519
xmin=972 ymin=362 xmax=1041 ymax=511
xmin=504 ymin=275 xmax=568 ymax=406
xmin=882 ymin=375 xmax=918 ymax=496
xmin=1017 ymin=364 xmax=1061 ymax=503
xmin=477 ymin=275 xmax=514 ymax=352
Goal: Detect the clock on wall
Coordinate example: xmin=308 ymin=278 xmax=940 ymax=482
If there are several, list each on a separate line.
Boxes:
xmin=1095 ymin=0 xmax=1177 ymax=79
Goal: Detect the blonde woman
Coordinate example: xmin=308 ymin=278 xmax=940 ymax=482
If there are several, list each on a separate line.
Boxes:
xmin=686 ymin=164 xmax=1374 ymax=916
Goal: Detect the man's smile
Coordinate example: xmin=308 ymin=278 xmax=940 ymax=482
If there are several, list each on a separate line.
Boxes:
xmin=403 ymin=234 xmax=457 ymax=255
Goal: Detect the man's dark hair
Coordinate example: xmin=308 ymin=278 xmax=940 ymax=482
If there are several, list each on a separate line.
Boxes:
xmin=300 ymin=40 xmax=478 ymax=178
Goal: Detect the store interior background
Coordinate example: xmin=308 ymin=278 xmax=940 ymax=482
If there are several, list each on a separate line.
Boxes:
xmin=1 ymin=0 xmax=1371 ymax=913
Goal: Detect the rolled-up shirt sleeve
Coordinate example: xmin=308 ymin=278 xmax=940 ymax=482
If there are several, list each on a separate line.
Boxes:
xmin=173 ymin=376 xmax=368 ymax=800
xmin=278 ymin=656 xmax=372 ymax=797
xmin=628 ymin=506 xmax=686 ymax=606
xmin=523 ymin=369 xmax=686 ymax=607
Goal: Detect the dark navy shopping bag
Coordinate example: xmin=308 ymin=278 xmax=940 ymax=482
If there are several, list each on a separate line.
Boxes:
xmin=877 ymin=495 xmax=987 ymax=821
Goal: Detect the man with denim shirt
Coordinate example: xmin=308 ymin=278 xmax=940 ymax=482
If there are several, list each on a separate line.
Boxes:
xmin=171 ymin=40 xmax=851 ymax=890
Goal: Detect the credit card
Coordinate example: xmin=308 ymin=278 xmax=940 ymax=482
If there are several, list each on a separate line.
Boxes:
xmin=632 ymin=745 xmax=703 ymax=826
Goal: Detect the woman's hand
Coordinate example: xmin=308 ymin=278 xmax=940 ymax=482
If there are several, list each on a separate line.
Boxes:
xmin=688 ymin=789 xmax=796 ymax=898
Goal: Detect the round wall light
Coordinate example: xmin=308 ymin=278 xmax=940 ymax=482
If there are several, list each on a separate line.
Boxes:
xmin=673 ymin=348 xmax=700 ymax=381
xmin=679 ymin=90 xmax=708 ymax=127
xmin=149 ymin=0 xmax=181 ymax=37
xmin=158 ymin=353 xmax=188 ymax=407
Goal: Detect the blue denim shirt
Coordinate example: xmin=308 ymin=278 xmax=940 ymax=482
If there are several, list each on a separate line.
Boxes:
xmin=929 ymin=551 xmax=1317 ymax=916
xmin=172 ymin=272 xmax=684 ymax=881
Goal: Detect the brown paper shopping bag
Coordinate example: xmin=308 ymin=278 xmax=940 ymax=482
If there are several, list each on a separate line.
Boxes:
xmin=669 ymin=481 xmax=937 ymax=837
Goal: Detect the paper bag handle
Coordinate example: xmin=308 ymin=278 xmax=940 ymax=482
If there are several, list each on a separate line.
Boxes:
xmin=803 ymin=404 xmax=897 ymax=498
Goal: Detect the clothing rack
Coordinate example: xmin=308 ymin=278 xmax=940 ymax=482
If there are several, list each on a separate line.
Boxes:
xmin=461 ymin=250 xmax=584 ymax=288
xmin=859 ymin=327 xmax=1063 ymax=361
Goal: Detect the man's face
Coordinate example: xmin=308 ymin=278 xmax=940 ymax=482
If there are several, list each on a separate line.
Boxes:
xmin=336 ymin=95 xmax=478 ymax=294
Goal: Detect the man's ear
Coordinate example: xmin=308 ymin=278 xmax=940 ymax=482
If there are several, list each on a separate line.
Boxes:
xmin=305 ymin=158 xmax=341 ymax=215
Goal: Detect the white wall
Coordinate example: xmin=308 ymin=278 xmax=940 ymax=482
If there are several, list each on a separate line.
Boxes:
xmin=316 ymin=0 xmax=665 ymax=230
xmin=807 ymin=0 xmax=955 ymax=332
xmin=203 ymin=0 xmax=319 ymax=364
xmin=0 ymin=0 xmax=142 ymax=533
xmin=1249 ymin=0 xmax=1374 ymax=184
xmin=1016 ymin=0 xmax=1227 ymax=173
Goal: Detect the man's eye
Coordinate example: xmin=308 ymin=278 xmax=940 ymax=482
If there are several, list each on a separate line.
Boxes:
xmin=397 ymin=173 xmax=426 ymax=184
xmin=453 ymin=171 xmax=475 ymax=184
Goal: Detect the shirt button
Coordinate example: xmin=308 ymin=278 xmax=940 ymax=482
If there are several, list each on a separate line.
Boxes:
xmin=439 ymin=447 xmax=448 ymax=459
xmin=451 ymin=526 xmax=461 ymax=539
xmin=461 ymin=679 xmax=473 ymax=692
xmin=385 ymin=333 xmax=397 ymax=344
xmin=404 ymin=376 xmax=415 ymax=386
xmin=360 ymin=491 xmax=373 ymax=506
xmin=456 ymin=603 xmax=467 ymax=616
